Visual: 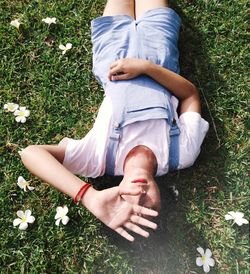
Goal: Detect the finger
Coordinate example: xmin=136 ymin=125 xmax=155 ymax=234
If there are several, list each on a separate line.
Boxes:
xmin=115 ymin=227 xmax=134 ymax=242
xmin=109 ymin=66 xmax=122 ymax=76
xmin=108 ymin=70 xmax=124 ymax=81
xmin=130 ymin=214 xmax=158 ymax=230
xmin=109 ymin=61 xmax=119 ymax=69
xmin=111 ymin=74 xmax=131 ymax=81
xmin=133 ymin=204 xmax=158 ymax=217
xmin=119 ymin=187 xmax=145 ymax=196
xmin=124 ymin=221 xmax=149 ymax=238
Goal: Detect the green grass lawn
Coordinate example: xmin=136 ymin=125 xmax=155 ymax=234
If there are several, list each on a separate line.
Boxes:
xmin=0 ymin=0 xmax=249 ymax=273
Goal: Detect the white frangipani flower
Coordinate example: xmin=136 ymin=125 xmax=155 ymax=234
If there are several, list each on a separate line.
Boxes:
xmin=196 ymin=247 xmax=215 ymax=273
xmin=17 ymin=176 xmax=35 ymax=192
xmin=10 ymin=19 xmax=21 ymax=29
xmin=14 ymin=106 xmax=30 ymax=123
xmin=59 ymin=43 xmax=72 ymax=55
xmin=55 ymin=206 xmax=70 ymax=226
xmin=42 ymin=17 xmax=57 ymax=25
xmin=225 ymin=211 xmax=249 ymax=226
xmin=4 ymin=103 xmax=19 ymax=112
xmin=13 ymin=210 xmax=35 ymax=230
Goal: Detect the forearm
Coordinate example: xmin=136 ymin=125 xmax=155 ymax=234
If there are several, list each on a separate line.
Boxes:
xmin=109 ymin=58 xmax=201 ymax=114
xmin=19 ymin=145 xmax=96 ymax=203
xmin=144 ymin=61 xmax=201 ymax=114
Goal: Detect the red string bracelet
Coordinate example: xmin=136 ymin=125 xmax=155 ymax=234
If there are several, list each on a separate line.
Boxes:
xmin=74 ymin=183 xmax=91 ymax=205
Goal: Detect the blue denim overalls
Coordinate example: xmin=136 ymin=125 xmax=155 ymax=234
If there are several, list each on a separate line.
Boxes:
xmin=91 ymin=8 xmax=182 ymax=175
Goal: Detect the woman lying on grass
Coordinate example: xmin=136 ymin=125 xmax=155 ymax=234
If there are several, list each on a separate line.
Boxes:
xmin=20 ymin=0 xmax=209 ymax=241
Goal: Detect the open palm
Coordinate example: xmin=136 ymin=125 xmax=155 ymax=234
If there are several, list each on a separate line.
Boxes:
xmin=87 ymin=186 xmax=158 ymax=241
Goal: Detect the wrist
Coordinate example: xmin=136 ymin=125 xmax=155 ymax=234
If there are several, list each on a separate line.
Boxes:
xmin=143 ymin=60 xmax=154 ymax=75
xmin=81 ymin=186 xmax=98 ymax=210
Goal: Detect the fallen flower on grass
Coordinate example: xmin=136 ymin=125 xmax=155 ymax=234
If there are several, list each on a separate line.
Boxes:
xmin=13 ymin=210 xmax=35 ymax=230
xmin=55 ymin=206 xmax=70 ymax=226
xmin=4 ymin=103 xmax=19 ymax=112
xmin=42 ymin=17 xmax=57 ymax=26
xmin=10 ymin=19 xmax=21 ymax=29
xmin=17 ymin=176 xmax=35 ymax=192
xmin=59 ymin=43 xmax=72 ymax=55
xmin=225 ymin=211 xmax=249 ymax=226
xmin=196 ymin=247 xmax=215 ymax=273
xmin=14 ymin=106 xmax=30 ymax=123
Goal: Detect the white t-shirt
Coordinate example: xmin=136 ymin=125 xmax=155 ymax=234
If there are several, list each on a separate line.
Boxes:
xmin=59 ymin=96 xmax=209 ymax=178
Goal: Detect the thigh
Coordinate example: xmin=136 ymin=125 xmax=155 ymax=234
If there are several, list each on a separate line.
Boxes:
xmin=135 ymin=0 xmax=168 ymax=19
xmin=137 ymin=8 xmax=181 ymax=72
xmin=103 ymin=0 xmax=135 ymax=18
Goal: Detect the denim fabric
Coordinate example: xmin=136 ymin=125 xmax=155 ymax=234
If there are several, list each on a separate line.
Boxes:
xmin=91 ymin=8 xmax=181 ymax=175
xmin=91 ymin=7 xmax=181 ymax=86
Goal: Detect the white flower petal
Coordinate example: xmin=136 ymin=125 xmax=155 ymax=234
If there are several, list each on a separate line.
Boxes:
xmin=196 ymin=257 xmax=203 ymax=267
xmin=15 ymin=116 xmax=21 ymax=122
xmin=205 ymin=248 xmax=212 ymax=258
xmin=17 ymin=181 xmax=25 ymax=189
xmin=235 ymin=212 xmax=244 ymax=218
xmin=19 ymin=106 xmax=26 ymax=111
xmin=229 ymin=211 xmax=238 ymax=218
xmin=225 ymin=214 xmax=234 ymax=220
xmin=241 ymin=218 xmax=249 ymax=225
xmin=42 ymin=17 xmax=57 ymax=25
xmin=13 ymin=218 xmax=22 ymax=226
xmin=62 ymin=216 xmax=69 ymax=225
xmin=208 ymin=258 xmax=215 ymax=267
xmin=17 ymin=210 xmax=25 ymax=218
xmin=56 ymin=206 xmax=63 ymax=212
xmin=14 ymin=109 xmax=19 ymax=116
xmin=24 ymin=110 xmax=30 ymax=117
xmin=10 ymin=19 xmax=21 ymax=29
xmin=55 ymin=206 xmax=69 ymax=220
xmin=19 ymin=222 xmax=28 ymax=230
xmin=235 ymin=217 xmax=248 ymax=226
xmin=235 ymin=219 xmax=243 ymax=226
xmin=66 ymin=43 xmax=72 ymax=49
xmin=18 ymin=176 xmax=25 ymax=183
xmin=59 ymin=45 xmax=66 ymax=50
xmin=203 ymin=263 xmax=210 ymax=273
xmin=27 ymin=186 xmax=35 ymax=191
xmin=55 ymin=212 xmax=61 ymax=219
xmin=55 ymin=218 xmax=61 ymax=226
xmin=197 ymin=247 xmax=205 ymax=256
xmin=20 ymin=117 xmax=27 ymax=123
xmin=62 ymin=205 xmax=68 ymax=215
xmin=25 ymin=210 xmax=31 ymax=217
xmin=27 ymin=216 xmax=35 ymax=223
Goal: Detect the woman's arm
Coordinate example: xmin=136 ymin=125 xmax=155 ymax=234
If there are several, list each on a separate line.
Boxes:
xmin=20 ymin=145 xmax=158 ymax=241
xmin=109 ymin=58 xmax=201 ymax=114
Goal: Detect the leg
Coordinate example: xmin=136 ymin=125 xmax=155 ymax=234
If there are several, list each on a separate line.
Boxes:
xmin=135 ymin=0 xmax=169 ymax=19
xmin=103 ymin=0 xmax=135 ymax=18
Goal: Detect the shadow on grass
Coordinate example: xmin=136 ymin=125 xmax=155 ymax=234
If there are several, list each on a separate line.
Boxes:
xmin=88 ymin=4 xmax=228 ymax=274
